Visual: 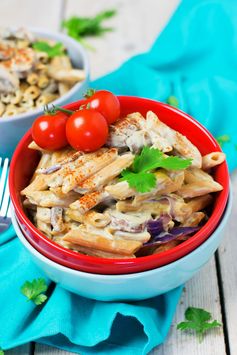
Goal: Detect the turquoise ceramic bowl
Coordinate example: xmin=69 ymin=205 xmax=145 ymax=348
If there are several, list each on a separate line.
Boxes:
xmin=11 ymin=193 xmax=232 ymax=302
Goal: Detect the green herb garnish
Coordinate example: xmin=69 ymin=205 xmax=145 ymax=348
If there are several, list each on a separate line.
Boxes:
xmin=120 ymin=147 xmax=192 ymax=193
xmin=21 ymin=278 xmax=48 ymax=305
xmin=62 ymin=10 xmax=117 ymax=50
xmin=33 ymin=41 xmax=65 ymax=58
xmin=216 ymin=134 xmax=231 ymax=147
xmin=167 ymin=95 xmax=179 ymax=108
xmin=177 ymin=307 xmax=222 ymax=342
xmin=0 ymin=349 xmax=4 ymax=355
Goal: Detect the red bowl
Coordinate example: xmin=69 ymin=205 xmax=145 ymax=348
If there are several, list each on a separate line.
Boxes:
xmin=9 ymin=96 xmax=229 ymax=274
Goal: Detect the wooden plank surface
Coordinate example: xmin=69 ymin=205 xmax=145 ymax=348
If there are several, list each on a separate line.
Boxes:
xmin=65 ymin=0 xmax=180 ymax=79
xmin=0 ymin=0 xmax=64 ymax=31
xmin=217 ymin=171 xmax=237 ymax=355
xmin=5 ymin=344 xmax=31 ymax=355
xmin=153 ymin=258 xmax=226 ymax=355
xmin=34 ymin=344 xmax=75 ymax=355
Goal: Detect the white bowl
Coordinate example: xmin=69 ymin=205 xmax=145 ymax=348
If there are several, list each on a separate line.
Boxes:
xmin=12 ymin=194 xmax=232 ymax=302
xmin=0 ymin=27 xmax=90 ymax=158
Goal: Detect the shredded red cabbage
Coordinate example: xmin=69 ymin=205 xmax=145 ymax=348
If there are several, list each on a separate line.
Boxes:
xmin=146 ymin=217 xmax=200 ymax=245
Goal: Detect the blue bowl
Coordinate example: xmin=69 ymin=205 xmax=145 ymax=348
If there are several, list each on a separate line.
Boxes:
xmin=0 ymin=27 xmax=90 ymax=159
xmin=11 ymin=192 xmax=232 ymax=301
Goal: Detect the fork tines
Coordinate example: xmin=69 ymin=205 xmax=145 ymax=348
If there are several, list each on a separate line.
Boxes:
xmin=0 ymin=157 xmax=11 ymax=221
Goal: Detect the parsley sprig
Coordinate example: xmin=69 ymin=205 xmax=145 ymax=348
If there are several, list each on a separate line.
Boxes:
xmin=120 ymin=147 xmax=192 ymax=193
xmin=33 ymin=41 xmax=65 ymax=58
xmin=62 ymin=10 xmax=116 ymax=50
xmin=216 ymin=134 xmax=231 ymax=148
xmin=167 ymin=95 xmax=179 ymax=108
xmin=21 ymin=278 xmax=48 ymax=305
xmin=177 ymin=307 xmax=222 ymax=342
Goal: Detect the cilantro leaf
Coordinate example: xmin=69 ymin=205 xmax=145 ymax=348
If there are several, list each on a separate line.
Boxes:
xmin=120 ymin=147 xmax=192 ymax=193
xmin=133 ymin=146 xmax=163 ymax=172
xmin=62 ymin=10 xmax=116 ymax=50
xmin=216 ymin=134 xmax=231 ymax=147
xmin=185 ymin=307 xmax=211 ymax=322
xmin=156 ymin=156 xmax=193 ymax=170
xmin=21 ymin=278 xmax=48 ymax=305
xmin=33 ymin=41 xmax=64 ymax=58
xmin=177 ymin=307 xmax=222 ymax=342
xmin=34 ymin=294 xmax=48 ymax=305
xmin=121 ymin=171 xmax=156 ymax=193
xmin=133 ymin=147 xmax=191 ymax=173
xmin=167 ymin=95 xmax=179 ymax=108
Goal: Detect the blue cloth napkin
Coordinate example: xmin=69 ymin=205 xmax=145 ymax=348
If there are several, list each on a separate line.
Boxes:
xmin=1 ymin=0 xmax=237 ymax=354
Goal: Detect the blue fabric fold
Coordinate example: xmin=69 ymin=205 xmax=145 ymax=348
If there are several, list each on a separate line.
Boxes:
xmin=1 ymin=0 xmax=237 ymax=354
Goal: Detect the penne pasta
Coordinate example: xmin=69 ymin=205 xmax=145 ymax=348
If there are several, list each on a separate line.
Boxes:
xmin=202 ymin=152 xmax=226 ymax=170
xmin=58 ymin=82 xmax=71 ymax=96
xmin=36 ymin=207 xmax=51 ymax=223
xmin=11 ymin=90 xmax=22 ymax=104
xmin=185 ymin=194 xmax=213 ymax=212
xmin=66 ymin=243 xmax=135 ymax=259
xmin=21 ymin=97 xmax=34 ymax=108
xmin=35 ymin=93 xmax=58 ymax=107
xmin=63 ymin=228 xmax=142 ymax=255
xmin=60 ymin=148 xmax=118 ymax=194
xmin=0 ymin=101 xmax=5 ymax=115
xmin=21 ymin=106 xmax=225 ymax=259
xmin=38 ymin=74 xmax=50 ymax=89
xmin=76 ymin=153 xmax=134 ymax=194
xmin=70 ymin=190 xmax=110 ymax=214
xmin=26 ymin=72 xmax=39 ymax=85
xmin=23 ymin=85 xmax=41 ymax=100
xmin=146 ymin=111 xmax=202 ymax=167
xmin=181 ymin=212 xmax=205 ymax=227
xmin=178 ymin=181 xmax=223 ymax=198
xmin=49 ymin=68 xmax=86 ymax=83
xmin=26 ymin=190 xmax=79 ymax=208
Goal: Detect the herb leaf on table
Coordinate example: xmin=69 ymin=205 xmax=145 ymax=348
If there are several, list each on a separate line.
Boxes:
xmin=216 ymin=134 xmax=231 ymax=147
xmin=21 ymin=278 xmax=48 ymax=305
xmin=166 ymin=95 xmax=179 ymax=108
xmin=62 ymin=9 xmax=117 ymax=50
xmin=177 ymin=307 xmax=222 ymax=342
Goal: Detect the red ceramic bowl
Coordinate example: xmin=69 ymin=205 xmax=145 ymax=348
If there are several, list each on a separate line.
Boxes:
xmin=9 ymin=97 xmax=229 ymax=274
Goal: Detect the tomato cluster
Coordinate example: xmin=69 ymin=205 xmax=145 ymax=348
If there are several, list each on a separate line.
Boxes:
xmin=32 ymin=90 xmax=120 ymax=152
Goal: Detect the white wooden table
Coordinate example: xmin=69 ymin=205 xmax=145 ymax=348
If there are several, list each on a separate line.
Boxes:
xmin=1 ymin=0 xmax=236 ymax=354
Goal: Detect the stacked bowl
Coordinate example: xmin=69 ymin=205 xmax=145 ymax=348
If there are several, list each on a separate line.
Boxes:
xmin=9 ymin=97 xmax=231 ymax=301
xmin=0 ymin=27 xmax=90 ymax=159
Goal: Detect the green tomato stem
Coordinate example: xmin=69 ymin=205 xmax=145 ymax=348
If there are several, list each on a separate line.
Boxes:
xmin=53 ymin=106 xmax=74 ymax=115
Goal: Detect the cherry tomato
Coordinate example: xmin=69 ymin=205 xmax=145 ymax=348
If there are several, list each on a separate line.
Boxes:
xmin=88 ymin=90 xmax=120 ymax=124
xmin=66 ymin=109 xmax=108 ymax=152
xmin=32 ymin=112 xmax=68 ymax=150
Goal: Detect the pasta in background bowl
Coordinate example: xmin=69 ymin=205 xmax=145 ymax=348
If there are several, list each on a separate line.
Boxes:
xmin=9 ymin=96 xmax=230 ymax=275
xmin=0 ymin=27 xmax=89 ymax=158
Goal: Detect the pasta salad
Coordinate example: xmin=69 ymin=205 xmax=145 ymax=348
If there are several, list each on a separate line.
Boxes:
xmin=21 ymin=107 xmax=225 ymax=259
xmin=0 ymin=28 xmax=85 ymax=117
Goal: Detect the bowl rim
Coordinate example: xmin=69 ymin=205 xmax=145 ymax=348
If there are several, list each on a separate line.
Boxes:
xmin=9 ymin=96 xmax=230 ymax=271
xmin=0 ymin=26 xmax=90 ymax=123
xmin=11 ymin=192 xmax=232 ymax=279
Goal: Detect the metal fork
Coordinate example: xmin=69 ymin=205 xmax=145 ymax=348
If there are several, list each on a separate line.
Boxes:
xmin=0 ymin=158 xmax=11 ymax=233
